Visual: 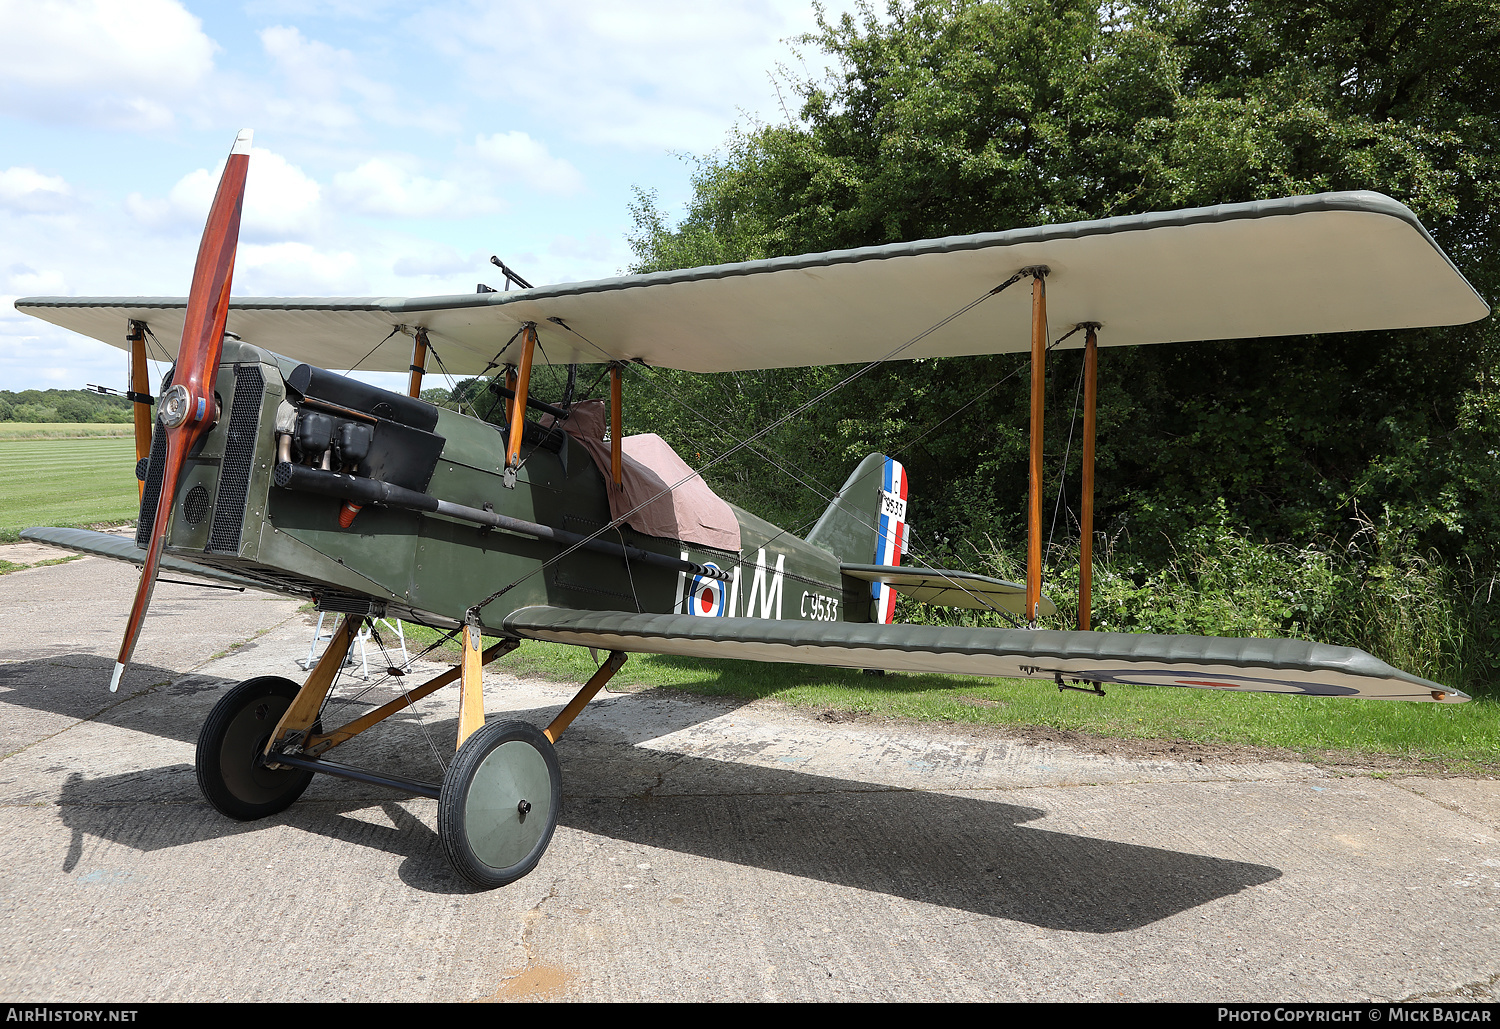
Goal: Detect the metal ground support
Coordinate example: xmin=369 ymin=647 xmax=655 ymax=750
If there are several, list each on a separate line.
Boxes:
xmin=298 ymin=612 xmax=409 ymax=676
xmin=302 ymin=638 xmax=521 ymax=757
xmin=266 ymin=614 xmax=359 ymax=758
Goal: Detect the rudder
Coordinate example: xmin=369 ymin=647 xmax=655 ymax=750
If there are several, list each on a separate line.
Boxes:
xmin=806 ymin=454 xmax=908 ymax=623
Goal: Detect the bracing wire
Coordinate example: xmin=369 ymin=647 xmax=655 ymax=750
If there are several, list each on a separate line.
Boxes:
xmin=1047 ymin=348 xmax=1088 ymax=562
xmin=467 ymin=275 xmax=1025 ymax=619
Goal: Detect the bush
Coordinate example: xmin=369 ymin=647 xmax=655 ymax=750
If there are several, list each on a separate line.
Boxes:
xmin=898 ymin=502 xmax=1493 ymax=696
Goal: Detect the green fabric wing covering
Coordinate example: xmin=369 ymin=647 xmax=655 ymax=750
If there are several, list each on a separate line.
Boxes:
xmin=500 ymin=605 xmax=1463 ymax=703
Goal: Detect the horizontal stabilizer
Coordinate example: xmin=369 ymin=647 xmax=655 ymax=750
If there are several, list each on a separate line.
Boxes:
xmin=20 ymin=526 xmax=277 ymax=593
xmin=841 ymin=563 xmax=1058 ymax=616
xmin=500 ymin=606 xmax=1465 ymax=702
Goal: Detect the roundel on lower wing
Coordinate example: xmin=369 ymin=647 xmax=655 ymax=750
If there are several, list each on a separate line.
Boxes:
xmin=688 ymin=565 xmax=728 ymax=617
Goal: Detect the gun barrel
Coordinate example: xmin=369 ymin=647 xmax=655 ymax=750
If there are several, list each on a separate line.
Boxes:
xmin=272 ymin=462 xmax=731 ymax=582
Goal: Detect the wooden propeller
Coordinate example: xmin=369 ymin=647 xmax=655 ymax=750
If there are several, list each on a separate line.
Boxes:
xmin=111 ymin=130 xmax=252 ymax=692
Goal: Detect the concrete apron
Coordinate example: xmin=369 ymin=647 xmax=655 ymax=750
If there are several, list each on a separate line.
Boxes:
xmin=1 ymin=553 xmax=1497 ymax=1002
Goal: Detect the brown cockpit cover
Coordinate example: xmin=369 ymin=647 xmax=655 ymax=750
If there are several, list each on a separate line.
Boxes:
xmin=552 ymin=399 xmax=741 ymax=553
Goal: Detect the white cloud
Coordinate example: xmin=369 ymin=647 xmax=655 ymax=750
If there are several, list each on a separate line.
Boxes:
xmin=5 ymin=262 xmax=69 ymax=295
xmin=330 ymin=158 xmax=476 ymax=218
xmin=392 ymin=245 xmax=478 ymax=278
xmin=235 ymin=241 xmax=363 ymax=295
xmin=423 ymin=0 xmax=845 ymax=152
xmin=256 ymin=24 xmax=457 ymax=137
xmin=127 ymin=147 xmax=323 ymax=239
xmin=0 ymin=0 xmax=216 ymax=130
xmin=472 ymin=132 xmax=584 ymax=195
xmin=261 ymin=25 xmax=370 ymax=100
xmin=0 ymin=168 xmax=75 ymax=214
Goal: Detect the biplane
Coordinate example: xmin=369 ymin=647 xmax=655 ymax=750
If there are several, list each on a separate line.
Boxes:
xmin=14 ymin=131 xmax=1491 ymax=889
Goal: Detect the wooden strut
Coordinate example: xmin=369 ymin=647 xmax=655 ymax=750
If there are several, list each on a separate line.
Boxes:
xmin=545 ymin=651 xmax=628 ymax=743
xmin=456 ymin=617 xmax=487 ymax=749
xmin=1079 ymin=325 xmax=1098 ymax=631
xmin=1025 ymin=267 xmax=1049 ymax=624
xmin=303 ymin=639 xmax=520 ymax=756
xmin=407 ymin=328 xmax=429 ymax=398
xmin=128 ymin=320 xmax=151 ymax=500
xmin=266 ymin=614 xmax=360 ymax=755
xmin=505 ymin=324 xmax=537 ymax=471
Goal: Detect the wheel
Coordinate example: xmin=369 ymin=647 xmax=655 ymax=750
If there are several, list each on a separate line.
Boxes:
xmin=438 ymin=720 xmax=561 ymax=890
xmin=196 ymin=676 xmax=315 ymax=821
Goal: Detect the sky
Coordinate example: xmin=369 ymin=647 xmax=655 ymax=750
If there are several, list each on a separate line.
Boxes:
xmin=0 ymin=0 xmax=858 ymax=395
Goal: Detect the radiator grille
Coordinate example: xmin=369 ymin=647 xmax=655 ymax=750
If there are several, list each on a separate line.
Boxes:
xmin=135 ymin=424 xmax=167 ymax=550
xmin=207 ymin=365 xmax=264 ymax=555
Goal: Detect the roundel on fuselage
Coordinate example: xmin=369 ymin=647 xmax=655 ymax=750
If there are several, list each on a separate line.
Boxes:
xmin=688 ymin=564 xmax=728 ymax=617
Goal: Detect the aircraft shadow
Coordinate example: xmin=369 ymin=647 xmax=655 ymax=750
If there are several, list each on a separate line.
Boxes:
xmin=37 ymin=687 xmax=1281 ymax=934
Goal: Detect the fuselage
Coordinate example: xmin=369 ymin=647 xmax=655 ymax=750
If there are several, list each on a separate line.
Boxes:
xmin=145 ymin=342 xmax=865 ymax=632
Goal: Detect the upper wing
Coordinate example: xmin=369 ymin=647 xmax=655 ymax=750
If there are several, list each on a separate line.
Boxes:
xmin=16 ymin=192 xmax=1488 ymax=375
xmin=500 ymin=605 xmax=1466 ymax=703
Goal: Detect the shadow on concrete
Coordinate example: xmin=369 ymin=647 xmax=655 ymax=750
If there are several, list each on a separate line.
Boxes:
xmin=45 ymin=684 xmax=1281 ymax=932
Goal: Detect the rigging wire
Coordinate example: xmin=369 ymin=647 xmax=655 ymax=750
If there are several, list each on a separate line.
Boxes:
xmin=346 ymin=326 xmax=401 ymax=375
xmin=545 ymin=287 xmax=1060 ymax=626
xmin=1047 ymin=347 xmax=1088 ymax=563
xmin=314 ymin=620 xmax=464 ymax=776
xmin=423 ymin=336 xmax=479 ymax=420
xmin=467 ymin=275 xmax=1024 ymax=620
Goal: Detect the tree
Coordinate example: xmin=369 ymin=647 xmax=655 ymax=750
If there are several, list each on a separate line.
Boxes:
xmin=628 ymin=0 xmax=1500 ymax=573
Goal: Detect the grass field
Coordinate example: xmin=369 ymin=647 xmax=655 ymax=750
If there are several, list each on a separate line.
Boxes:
xmin=0 ymin=434 xmax=139 ymax=541
xmin=7 ymin=425 xmax=1493 ymax=768
xmin=0 ymin=422 xmax=134 ymax=440
xmin=394 ymin=625 xmax=1500 ymax=771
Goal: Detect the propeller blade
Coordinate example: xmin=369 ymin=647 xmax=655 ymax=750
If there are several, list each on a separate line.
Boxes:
xmin=111 ymin=129 xmax=252 ymax=692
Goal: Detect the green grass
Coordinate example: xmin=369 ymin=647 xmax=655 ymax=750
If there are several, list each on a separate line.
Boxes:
xmin=0 ymin=555 xmax=82 ymax=575
xmin=7 ymin=429 xmax=1486 ymax=769
xmin=0 ymin=422 xmax=135 ymax=439
xmin=395 ymin=625 xmax=1500 ymax=770
xmin=0 ymin=435 xmax=139 ymax=541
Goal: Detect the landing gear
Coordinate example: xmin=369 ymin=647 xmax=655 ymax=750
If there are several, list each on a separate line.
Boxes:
xmin=438 ymin=720 xmax=561 ymax=889
xmin=196 ymin=676 xmax=315 ymax=820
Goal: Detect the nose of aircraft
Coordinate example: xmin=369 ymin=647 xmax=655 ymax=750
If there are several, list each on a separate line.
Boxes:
xmin=111 ymin=129 xmax=253 ymax=693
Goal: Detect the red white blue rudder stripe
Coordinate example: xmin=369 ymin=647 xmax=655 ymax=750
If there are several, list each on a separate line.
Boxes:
xmin=872 ymin=457 xmax=908 ymax=624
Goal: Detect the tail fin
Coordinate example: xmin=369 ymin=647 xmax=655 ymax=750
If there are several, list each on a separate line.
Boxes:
xmin=806 ymin=454 xmax=908 ymax=623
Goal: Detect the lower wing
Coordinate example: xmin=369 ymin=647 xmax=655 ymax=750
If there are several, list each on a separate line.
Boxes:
xmin=20 ymin=526 xmax=280 ymax=593
xmin=501 ymin=606 xmax=1465 ymax=702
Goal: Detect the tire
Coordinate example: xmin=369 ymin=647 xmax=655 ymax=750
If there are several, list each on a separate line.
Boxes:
xmin=438 ymin=720 xmax=561 ymax=890
xmin=196 ymin=676 xmax=315 ymax=821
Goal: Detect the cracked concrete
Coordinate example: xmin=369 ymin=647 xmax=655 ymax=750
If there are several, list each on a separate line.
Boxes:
xmin=2 ymin=553 xmax=1498 ymax=1002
